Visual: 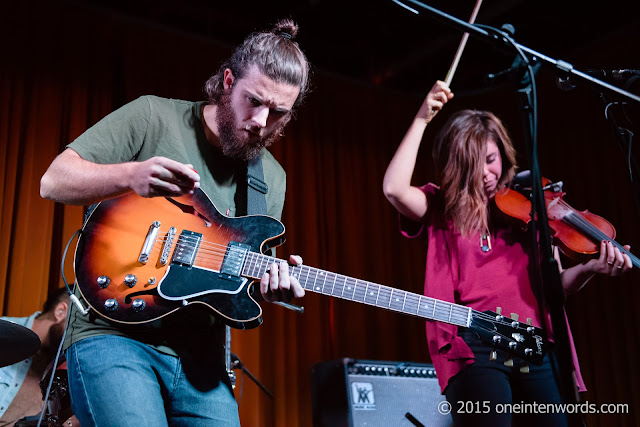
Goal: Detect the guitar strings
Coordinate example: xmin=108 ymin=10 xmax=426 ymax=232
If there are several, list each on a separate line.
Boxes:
xmin=144 ymin=234 xmax=541 ymax=341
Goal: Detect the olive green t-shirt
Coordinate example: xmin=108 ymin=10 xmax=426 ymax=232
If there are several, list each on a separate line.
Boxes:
xmin=63 ymin=95 xmax=286 ymax=359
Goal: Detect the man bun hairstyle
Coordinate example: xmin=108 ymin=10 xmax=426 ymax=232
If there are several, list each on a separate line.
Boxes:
xmin=204 ymin=18 xmax=311 ymax=109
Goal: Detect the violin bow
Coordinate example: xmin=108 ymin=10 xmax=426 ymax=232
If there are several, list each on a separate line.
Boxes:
xmin=444 ymin=0 xmax=484 ymax=86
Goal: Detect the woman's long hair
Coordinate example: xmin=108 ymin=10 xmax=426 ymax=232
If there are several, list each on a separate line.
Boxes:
xmin=432 ymin=110 xmax=517 ymax=236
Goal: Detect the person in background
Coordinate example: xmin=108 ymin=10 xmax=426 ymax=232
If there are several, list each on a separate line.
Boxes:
xmin=0 ymin=287 xmax=70 ymax=426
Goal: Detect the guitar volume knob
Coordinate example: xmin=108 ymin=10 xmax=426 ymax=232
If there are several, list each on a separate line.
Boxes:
xmin=104 ymin=299 xmax=118 ymax=311
xmin=97 ymin=275 xmax=111 ymax=289
xmin=124 ymin=274 xmax=138 ymax=288
xmin=132 ymin=299 xmax=146 ymax=312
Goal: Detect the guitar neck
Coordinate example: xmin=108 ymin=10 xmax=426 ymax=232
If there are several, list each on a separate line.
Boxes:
xmin=242 ymin=252 xmax=471 ymax=328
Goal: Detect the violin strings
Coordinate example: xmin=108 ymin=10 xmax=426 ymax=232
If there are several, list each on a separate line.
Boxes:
xmin=548 ymin=199 xmax=636 ymax=261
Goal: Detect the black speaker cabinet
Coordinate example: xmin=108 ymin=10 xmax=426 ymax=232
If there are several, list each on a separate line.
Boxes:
xmin=311 ymin=358 xmax=453 ymax=427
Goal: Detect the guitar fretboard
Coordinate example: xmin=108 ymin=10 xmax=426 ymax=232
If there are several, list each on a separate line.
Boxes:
xmin=242 ymin=252 xmax=471 ymax=327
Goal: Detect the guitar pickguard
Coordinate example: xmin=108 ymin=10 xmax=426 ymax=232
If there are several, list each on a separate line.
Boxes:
xmin=158 ymin=265 xmax=248 ymax=299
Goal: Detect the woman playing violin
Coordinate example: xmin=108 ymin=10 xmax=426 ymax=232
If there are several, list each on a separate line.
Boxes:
xmin=383 ymin=80 xmax=632 ymax=426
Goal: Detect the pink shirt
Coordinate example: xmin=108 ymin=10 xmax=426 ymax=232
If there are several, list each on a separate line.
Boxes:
xmin=401 ymin=183 xmax=585 ymax=393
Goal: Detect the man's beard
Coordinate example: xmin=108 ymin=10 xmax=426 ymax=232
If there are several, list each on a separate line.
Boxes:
xmin=216 ymin=92 xmax=289 ymax=161
xmin=30 ymin=320 xmax=66 ymax=375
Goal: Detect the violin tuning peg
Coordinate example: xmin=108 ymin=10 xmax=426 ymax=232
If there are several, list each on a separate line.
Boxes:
xmin=510 ymin=313 xmax=519 ymax=321
xmin=504 ymin=357 xmax=514 ymax=367
xmin=489 ymin=350 xmax=497 ymax=361
xmin=519 ymin=364 xmax=530 ymax=374
xmin=526 ymin=318 xmax=532 ymax=325
xmin=496 ymin=307 xmax=502 ymax=315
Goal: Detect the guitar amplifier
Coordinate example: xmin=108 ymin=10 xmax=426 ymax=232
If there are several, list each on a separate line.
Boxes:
xmin=311 ymin=358 xmax=453 ymax=427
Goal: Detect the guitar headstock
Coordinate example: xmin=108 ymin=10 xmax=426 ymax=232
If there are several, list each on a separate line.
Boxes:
xmin=469 ymin=308 xmax=547 ymax=365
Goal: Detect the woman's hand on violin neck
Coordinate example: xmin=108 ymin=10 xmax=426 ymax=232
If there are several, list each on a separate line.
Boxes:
xmin=561 ymin=241 xmax=632 ymax=294
xmin=588 ymin=240 xmax=633 ymax=276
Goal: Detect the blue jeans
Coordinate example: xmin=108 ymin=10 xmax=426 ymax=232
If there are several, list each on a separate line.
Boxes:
xmin=66 ymin=335 xmax=240 ymax=426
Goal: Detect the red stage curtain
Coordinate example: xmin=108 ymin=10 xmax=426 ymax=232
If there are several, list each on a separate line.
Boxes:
xmin=2 ymin=2 xmax=638 ymax=426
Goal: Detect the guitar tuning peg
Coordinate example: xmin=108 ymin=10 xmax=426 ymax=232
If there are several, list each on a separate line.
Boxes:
xmin=526 ymin=318 xmax=532 ymax=325
xmin=489 ymin=350 xmax=497 ymax=361
xmin=504 ymin=357 xmax=514 ymax=367
xmin=496 ymin=307 xmax=502 ymax=315
xmin=519 ymin=364 xmax=530 ymax=374
xmin=509 ymin=312 xmax=520 ymax=328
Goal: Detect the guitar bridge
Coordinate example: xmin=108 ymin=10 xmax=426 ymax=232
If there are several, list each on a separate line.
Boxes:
xmin=159 ymin=227 xmax=176 ymax=265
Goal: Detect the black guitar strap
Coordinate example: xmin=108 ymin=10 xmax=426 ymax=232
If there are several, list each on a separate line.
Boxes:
xmin=246 ymin=156 xmax=268 ymax=215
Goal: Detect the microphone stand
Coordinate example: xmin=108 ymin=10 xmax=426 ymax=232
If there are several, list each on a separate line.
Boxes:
xmin=226 ymin=292 xmax=303 ymax=401
xmin=393 ymin=0 xmax=640 ymax=103
xmin=390 ymin=2 xmax=640 ymax=426
xmin=225 ymin=326 xmax=274 ymax=399
xmin=231 ymin=352 xmax=274 ymax=399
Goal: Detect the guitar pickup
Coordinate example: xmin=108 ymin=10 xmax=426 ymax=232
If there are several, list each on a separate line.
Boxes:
xmin=172 ymin=230 xmax=202 ymax=267
xmin=221 ymin=241 xmax=251 ymax=277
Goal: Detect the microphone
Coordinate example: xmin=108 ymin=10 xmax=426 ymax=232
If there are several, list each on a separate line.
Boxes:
xmin=556 ymin=69 xmax=640 ymax=91
xmin=486 ymin=63 xmax=527 ymax=85
xmin=485 ymin=56 xmax=540 ymax=87
xmin=511 ymin=170 xmax=532 ymax=191
xmin=485 ymin=24 xmax=541 ymax=88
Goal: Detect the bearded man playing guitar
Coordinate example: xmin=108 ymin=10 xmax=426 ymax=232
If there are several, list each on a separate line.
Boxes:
xmin=40 ymin=19 xmax=309 ymax=427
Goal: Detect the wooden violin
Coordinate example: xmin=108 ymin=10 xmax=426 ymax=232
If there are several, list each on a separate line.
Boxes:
xmin=495 ymin=176 xmax=639 ymax=268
